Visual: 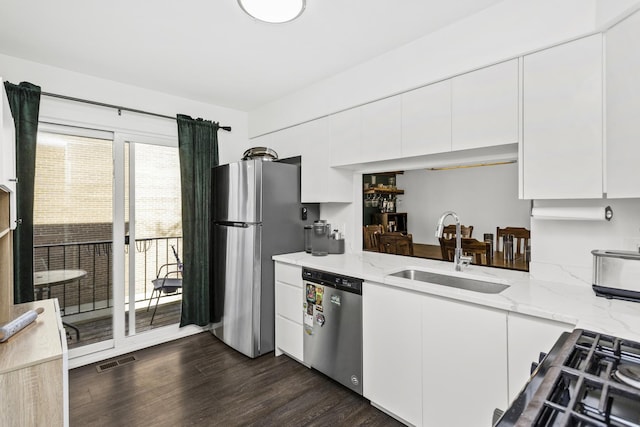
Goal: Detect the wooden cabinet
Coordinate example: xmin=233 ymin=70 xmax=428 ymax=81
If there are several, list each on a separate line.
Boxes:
xmin=451 ymin=59 xmax=519 ymax=151
xmin=329 ymin=107 xmax=361 ymax=166
xmin=0 ymin=190 xmax=11 ymax=323
xmin=522 ymin=35 xmax=603 ymax=199
xmin=360 ymin=95 xmax=402 ymax=163
xmin=274 ymin=262 xmax=303 ymax=362
xmin=363 ymin=282 xmax=422 ymax=426
xmin=401 ymin=79 xmax=452 ymax=157
xmin=422 ymin=295 xmax=508 ymax=427
xmin=1 ymin=78 xmax=16 ymax=230
xmin=606 ymin=10 xmax=640 ymax=198
xmin=371 ymin=212 xmax=407 ymax=233
xmin=507 ymin=313 xmax=574 ymax=402
xmin=0 ymin=299 xmax=68 ymax=426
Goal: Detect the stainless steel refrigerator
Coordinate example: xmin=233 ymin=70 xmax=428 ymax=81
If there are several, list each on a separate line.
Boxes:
xmin=210 ymin=158 xmax=317 ymax=358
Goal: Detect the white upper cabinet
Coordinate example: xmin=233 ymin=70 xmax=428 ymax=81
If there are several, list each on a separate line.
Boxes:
xmin=606 ymin=10 xmax=640 ymax=198
xmin=0 ymin=79 xmax=16 ymax=229
xmin=270 ymin=124 xmax=301 ymax=161
xmin=401 ymin=79 xmax=452 ymax=157
xmin=329 ymin=107 xmax=361 ymax=166
xmin=360 ymin=95 xmax=402 ymax=163
xmin=522 ymin=34 xmax=603 ymax=199
xmin=253 ymin=118 xmax=352 ymax=203
xmin=451 ymin=59 xmax=519 ymax=151
xmin=299 ymin=118 xmax=352 ymax=203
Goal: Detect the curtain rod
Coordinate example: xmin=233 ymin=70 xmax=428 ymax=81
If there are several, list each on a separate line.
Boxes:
xmin=41 ymin=91 xmax=232 ymax=132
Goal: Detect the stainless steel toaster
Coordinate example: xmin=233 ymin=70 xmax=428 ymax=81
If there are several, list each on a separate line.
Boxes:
xmin=592 ymin=249 xmax=640 ymax=302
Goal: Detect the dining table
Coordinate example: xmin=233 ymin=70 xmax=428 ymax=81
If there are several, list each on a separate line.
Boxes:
xmin=33 ymin=269 xmax=87 ymax=340
xmin=34 ymin=269 xmax=87 ymax=300
xmin=412 ymin=243 xmax=529 ymax=272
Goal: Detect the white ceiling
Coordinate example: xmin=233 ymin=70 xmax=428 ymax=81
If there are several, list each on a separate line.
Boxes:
xmin=0 ymin=0 xmax=504 ymax=112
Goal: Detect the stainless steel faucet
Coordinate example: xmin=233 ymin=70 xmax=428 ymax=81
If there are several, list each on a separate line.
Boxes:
xmin=435 ymin=211 xmax=472 ymax=271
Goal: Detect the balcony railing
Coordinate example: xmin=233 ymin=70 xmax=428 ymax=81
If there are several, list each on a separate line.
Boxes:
xmin=34 ymin=236 xmax=183 ymax=317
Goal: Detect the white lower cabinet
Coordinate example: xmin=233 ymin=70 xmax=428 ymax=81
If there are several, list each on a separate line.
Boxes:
xmin=363 ymin=282 xmax=422 ymax=426
xmin=274 ymin=262 xmax=303 ymax=361
xmin=422 ymin=295 xmax=508 ymax=427
xmin=506 ymin=313 xmax=574 ymax=403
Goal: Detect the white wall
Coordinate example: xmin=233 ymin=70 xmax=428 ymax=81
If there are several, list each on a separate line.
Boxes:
xmin=397 ymin=163 xmax=529 ymax=245
xmin=596 ymin=0 xmax=640 ymax=26
xmin=530 ymin=199 xmax=640 ymax=284
xmin=0 ymin=53 xmax=250 ymax=164
xmin=249 ymin=0 xmax=600 ymax=137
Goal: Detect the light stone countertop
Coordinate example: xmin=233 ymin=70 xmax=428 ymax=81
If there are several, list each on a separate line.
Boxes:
xmin=273 ymin=251 xmax=640 ymax=342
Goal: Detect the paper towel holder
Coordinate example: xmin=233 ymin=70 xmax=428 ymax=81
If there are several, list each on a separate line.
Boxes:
xmin=529 ymin=203 xmax=613 ymax=221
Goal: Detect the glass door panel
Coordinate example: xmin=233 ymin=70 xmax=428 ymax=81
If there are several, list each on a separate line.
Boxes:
xmin=125 ymin=138 xmax=182 ymax=336
xmin=34 ymin=126 xmax=114 ymax=349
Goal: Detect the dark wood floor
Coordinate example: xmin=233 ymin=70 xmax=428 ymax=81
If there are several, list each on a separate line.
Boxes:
xmin=69 ymin=332 xmax=404 ymax=427
xmin=66 ymin=300 xmax=182 ymax=349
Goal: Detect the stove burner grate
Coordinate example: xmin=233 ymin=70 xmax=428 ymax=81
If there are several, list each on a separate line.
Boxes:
xmin=512 ymin=330 xmax=640 ymax=427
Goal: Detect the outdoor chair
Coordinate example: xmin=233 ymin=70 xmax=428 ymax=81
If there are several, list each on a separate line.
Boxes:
xmin=147 ymin=246 xmax=182 ymax=325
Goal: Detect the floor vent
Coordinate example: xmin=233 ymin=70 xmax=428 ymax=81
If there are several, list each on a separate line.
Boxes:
xmin=96 ymin=355 xmax=137 ymax=373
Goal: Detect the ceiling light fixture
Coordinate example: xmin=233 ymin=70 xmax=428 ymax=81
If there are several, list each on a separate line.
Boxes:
xmin=237 ymin=0 xmax=306 ymax=24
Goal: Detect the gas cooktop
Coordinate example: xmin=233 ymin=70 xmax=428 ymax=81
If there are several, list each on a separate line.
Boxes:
xmin=497 ymin=329 xmax=640 ymax=426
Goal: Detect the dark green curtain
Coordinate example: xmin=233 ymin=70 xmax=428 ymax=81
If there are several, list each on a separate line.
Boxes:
xmin=4 ymin=81 xmax=41 ymax=304
xmin=177 ymin=114 xmax=219 ymax=327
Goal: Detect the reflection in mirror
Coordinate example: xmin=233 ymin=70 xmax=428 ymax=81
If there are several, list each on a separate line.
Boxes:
xmin=362 ymin=162 xmax=531 ymax=271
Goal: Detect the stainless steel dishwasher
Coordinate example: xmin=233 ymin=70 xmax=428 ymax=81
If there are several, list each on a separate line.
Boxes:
xmin=302 ymin=267 xmax=363 ymax=395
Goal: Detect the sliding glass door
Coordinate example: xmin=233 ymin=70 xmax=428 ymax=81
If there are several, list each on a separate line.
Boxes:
xmin=34 ymin=125 xmax=184 ymax=359
xmin=121 ymin=134 xmax=182 ymax=337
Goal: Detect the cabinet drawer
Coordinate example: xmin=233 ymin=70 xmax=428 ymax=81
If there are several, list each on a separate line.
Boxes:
xmin=275 ymin=262 xmax=302 ymax=287
xmin=275 ymin=315 xmax=303 ymax=361
xmin=275 ymin=282 xmax=302 ymax=323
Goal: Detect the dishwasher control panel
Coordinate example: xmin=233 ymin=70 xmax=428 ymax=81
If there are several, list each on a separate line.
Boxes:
xmin=302 ymin=268 xmax=363 ymax=294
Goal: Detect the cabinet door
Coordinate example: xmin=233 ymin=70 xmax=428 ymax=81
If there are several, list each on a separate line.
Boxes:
xmin=300 ymin=118 xmax=352 ymax=203
xmin=523 ymin=35 xmax=603 ymax=199
xmin=329 ymin=107 xmax=361 ymax=166
xmin=274 ymin=263 xmax=303 ymax=360
xmin=271 ymin=124 xmax=302 ymax=160
xmin=422 ymin=295 xmax=508 ymax=427
xmin=401 ymin=80 xmax=452 ymax=157
xmin=451 ymin=59 xmax=519 ymax=151
xmin=606 ymin=10 xmax=640 ymax=198
xmin=507 ymin=313 xmax=573 ymax=402
xmin=363 ymin=282 xmax=422 ymax=426
xmin=361 ymin=95 xmax=402 ymax=163
xmin=0 ymin=78 xmax=16 ymax=229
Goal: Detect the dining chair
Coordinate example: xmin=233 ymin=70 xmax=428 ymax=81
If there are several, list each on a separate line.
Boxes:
xmin=496 ymin=227 xmax=531 ymax=256
xmin=363 ymin=224 xmax=384 ymax=251
xmin=442 ymin=224 xmax=474 ymax=239
xmin=439 ymin=237 xmax=491 ymax=265
xmin=378 ymin=232 xmax=414 ymax=256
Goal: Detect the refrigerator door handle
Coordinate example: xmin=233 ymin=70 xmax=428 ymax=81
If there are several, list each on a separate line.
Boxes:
xmin=216 ymin=221 xmax=251 ymax=228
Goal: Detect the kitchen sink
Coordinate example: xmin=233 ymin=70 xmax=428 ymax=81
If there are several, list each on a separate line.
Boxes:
xmin=388 ymin=269 xmax=509 ymax=294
